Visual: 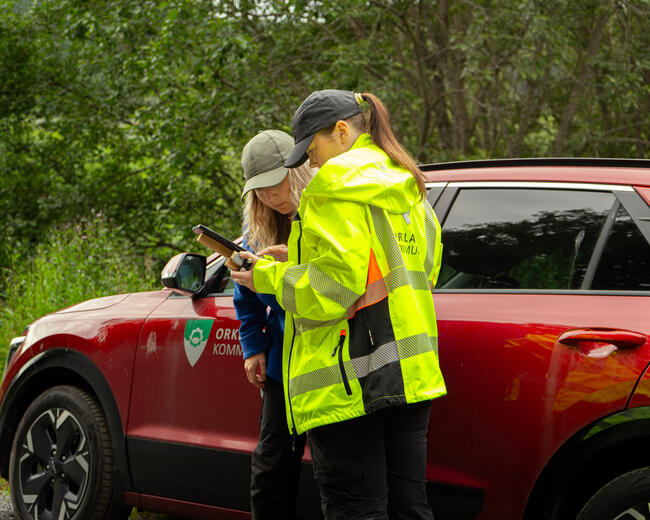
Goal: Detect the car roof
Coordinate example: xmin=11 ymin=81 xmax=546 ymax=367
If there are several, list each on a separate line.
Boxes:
xmin=421 ymin=158 xmax=650 ymax=187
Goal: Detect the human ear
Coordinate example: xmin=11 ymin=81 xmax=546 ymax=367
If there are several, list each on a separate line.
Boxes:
xmin=335 ymin=120 xmax=350 ymax=143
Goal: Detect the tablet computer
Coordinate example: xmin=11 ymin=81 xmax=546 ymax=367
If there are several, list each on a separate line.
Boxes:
xmin=192 ymin=224 xmax=244 ymax=253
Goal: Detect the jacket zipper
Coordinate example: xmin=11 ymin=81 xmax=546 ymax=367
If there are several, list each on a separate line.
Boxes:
xmin=332 ymin=329 xmax=352 ymax=395
xmin=287 ymin=215 xmax=302 ymax=448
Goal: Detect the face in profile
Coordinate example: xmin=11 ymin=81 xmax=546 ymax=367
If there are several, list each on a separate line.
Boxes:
xmin=306 ymin=125 xmax=350 ymax=169
xmin=254 ymin=175 xmax=294 ymax=215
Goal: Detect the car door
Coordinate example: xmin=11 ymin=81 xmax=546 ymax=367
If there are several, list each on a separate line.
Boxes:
xmin=426 ymin=181 xmax=650 ymax=520
xmin=126 ymin=259 xmax=261 ymax=511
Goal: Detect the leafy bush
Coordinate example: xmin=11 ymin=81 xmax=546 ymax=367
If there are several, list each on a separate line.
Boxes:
xmin=0 ymin=218 xmax=159 ymax=367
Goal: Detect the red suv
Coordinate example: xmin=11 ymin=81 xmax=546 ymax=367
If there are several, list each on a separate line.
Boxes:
xmin=1 ymin=158 xmax=649 ymax=520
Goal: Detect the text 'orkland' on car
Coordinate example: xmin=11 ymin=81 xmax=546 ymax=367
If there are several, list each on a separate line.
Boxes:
xmin=1 ymin=158 xmax=650 ymax=520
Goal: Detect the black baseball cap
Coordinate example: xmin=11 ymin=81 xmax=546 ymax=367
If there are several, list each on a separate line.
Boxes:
xmin=284 ymin=89 xmax=362 ymax=168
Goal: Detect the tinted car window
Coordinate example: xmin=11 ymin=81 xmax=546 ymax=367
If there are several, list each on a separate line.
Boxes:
xmin=437 ymin=188 xmax=615 ymax=289
xmin=205 ymin=258 xmax=236 ymax=295
xmin=591 ymin=204 xmax=650 ymax=290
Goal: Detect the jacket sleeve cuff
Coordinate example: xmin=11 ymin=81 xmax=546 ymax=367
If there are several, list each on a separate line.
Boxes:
xmin=242 ymin=343 xmax=268 ymax=359
xmin=253 ymin=258 xmax=281 ymax=296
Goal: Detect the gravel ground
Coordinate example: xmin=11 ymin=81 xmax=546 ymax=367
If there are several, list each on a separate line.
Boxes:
xmin=0 ymin=488 xmax=11 ymax=520
xmin=0 ymin=480 xmax=13 ymax=520
xmin=0 ymin=479 xmax=177 ymax=520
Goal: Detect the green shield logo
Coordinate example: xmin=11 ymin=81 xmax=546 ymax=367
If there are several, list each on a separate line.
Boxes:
xmin=183 ymin=319 xmax=213 ymax=367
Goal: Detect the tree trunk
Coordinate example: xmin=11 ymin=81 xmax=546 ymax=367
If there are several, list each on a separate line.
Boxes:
xmin=551 ymin=0 xmax=614 ymax=156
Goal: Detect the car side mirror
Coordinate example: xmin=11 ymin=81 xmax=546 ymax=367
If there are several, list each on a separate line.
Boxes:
xmin=161 ymin=253 xmax=207 ymax=296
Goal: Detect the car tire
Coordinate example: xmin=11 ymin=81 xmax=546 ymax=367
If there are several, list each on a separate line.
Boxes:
xmin=576 ymin=467 xmax=650 ymax=520
xmin=8 ymin=385 xmax=131 ymax=520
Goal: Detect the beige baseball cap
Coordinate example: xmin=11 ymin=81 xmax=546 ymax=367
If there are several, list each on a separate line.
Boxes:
xmin=241 ymin=130 xmax=294 ymax=199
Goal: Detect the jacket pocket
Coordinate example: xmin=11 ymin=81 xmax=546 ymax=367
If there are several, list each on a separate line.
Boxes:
xmin=348 ymin=296 xmax=395 ymax=359
xmin=331 ymin=330 xmax=352 ymax=395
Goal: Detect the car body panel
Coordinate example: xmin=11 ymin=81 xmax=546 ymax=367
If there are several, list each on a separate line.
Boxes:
xmin=130 ymin=491 xmax=250 ymax=520
xmin=429 ymin=293 xmax=650 ymax=519
xmin=627 ymin=366 xmax=650 ymax=409
xmin=124 ymin=290 xmax=323 ymax=518
xmin=127 ymin=293 xmax=260 ymax=451
xmin=636 ymin=186 xmax=650 ymax=205
xmin=422 ymin=163 xmax=650 ymax=188
xmin=0 ymin=291 xmax=169 ymax=434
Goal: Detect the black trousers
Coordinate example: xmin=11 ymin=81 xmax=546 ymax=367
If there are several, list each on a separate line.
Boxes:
xmin=250 ymin=377 xmax=306 ymax=520
xmin=307 ymin=401 xmax=435 ymax=520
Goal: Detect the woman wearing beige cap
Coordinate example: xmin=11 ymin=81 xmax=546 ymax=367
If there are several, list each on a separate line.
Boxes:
xmin=234 ymin=130 xmax=313 ymax=519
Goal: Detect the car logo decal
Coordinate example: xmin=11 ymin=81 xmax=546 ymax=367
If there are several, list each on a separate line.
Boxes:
xmin=183 ymin=319 xmax=213 ymax=367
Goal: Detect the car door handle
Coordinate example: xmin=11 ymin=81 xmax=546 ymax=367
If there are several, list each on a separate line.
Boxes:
xmin=558 ymin=328 xmax=647 ymax=358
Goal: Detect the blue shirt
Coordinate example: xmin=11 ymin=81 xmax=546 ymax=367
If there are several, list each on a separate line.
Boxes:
xmin=232 ymin=237 xmax=285 ymax=383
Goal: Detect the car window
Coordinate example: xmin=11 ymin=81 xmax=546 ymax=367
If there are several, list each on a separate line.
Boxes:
xmin=437 ymin=188 xmax=617 ymax=290
xmin=591 ymin=204 xmax=650 ymax=290
xmin=426 ymin=184 xmax=445 ymax=207
xmin=204 ymin=257 xmax=236 ymax=295
xmin=221 ymin=276 xmax=236 ymax=294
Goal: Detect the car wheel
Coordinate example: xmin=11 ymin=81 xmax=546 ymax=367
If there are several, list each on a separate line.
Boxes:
xmin=8 ymin=385 xmax=131 ymax=520
xmin=577 ymin=467 xmax=650 ymax=520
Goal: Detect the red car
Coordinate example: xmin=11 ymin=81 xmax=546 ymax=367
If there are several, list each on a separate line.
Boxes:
xmin=1 ymin=158 xmax=650 ymax=520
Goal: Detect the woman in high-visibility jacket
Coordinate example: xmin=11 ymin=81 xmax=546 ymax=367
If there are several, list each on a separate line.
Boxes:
xmin=231 ymin=89 xmax=446 ymax=520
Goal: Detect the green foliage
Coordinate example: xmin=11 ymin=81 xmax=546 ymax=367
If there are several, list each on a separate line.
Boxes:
xmin=2 ymin=0 xmax=649 ymax=265
xmin=0 ymin=0 xmax=649 ymax=357
xmin=0 ymin=218 xmax=158 ymax=366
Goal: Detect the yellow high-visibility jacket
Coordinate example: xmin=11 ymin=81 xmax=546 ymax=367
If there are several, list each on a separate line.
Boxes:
xmin=254 ymin=133 xmax=446 ymax=435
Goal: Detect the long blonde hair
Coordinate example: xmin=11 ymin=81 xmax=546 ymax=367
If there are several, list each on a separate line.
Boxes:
xmin=242 ymin=162 xmax=314 ymax=250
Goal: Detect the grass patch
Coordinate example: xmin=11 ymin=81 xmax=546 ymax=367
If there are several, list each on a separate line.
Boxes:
xmin=0 ymin=218 xmax=159 ymax=368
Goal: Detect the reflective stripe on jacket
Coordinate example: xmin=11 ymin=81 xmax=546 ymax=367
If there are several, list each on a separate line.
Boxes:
xmin=254 ymin=133 xmax=446 ymax=434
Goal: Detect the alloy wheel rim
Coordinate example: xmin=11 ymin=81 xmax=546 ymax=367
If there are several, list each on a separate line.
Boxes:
xmin=18 ymin=407 xmax=89 ymax=519
xmin=614 ymin=505 xmax=650 ymax=520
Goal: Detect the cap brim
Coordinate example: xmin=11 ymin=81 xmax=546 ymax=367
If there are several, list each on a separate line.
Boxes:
xmin=240 ymin=166 xmax=288 ymax=200
xmin=284 ymin=134 xmax=313 ymax=169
